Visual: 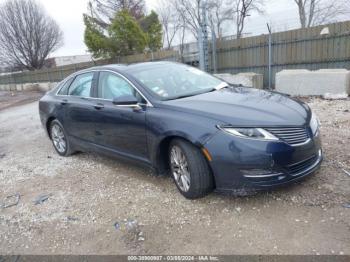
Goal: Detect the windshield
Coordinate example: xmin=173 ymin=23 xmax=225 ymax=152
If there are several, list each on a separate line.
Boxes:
xmin=128 ymin=63 xmax=226 ymax=100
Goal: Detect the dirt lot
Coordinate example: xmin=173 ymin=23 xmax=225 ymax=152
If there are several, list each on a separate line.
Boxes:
xmin=0 ymin=91 xmax=43 ymax=111
xmin=0 ymin=93 xmax=349 ymax=255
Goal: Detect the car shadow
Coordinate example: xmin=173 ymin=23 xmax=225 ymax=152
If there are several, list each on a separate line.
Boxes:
xmin=70 ymin=151 xmax=321 ymax=207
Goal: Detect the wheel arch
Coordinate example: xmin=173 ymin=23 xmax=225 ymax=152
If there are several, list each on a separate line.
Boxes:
xmin=155 ymin=134 xmax=214 ymax=182
xmin=46 ymin=116 xmax=57 ymax=139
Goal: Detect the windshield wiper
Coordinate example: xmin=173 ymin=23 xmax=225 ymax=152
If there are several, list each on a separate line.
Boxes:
xmin=214 ymin=82 xmax=230 ymax=90
xmin=167 ymin=84 xmax=230 ymax=101
xmin=167 ymin=88 xmax=214 ymax=100
xmin=167 ymin=93 xmax=199 ymax=100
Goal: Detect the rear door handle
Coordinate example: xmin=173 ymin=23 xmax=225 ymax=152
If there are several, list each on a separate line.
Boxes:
xmin=60 ymin=99 xmax=68 ymax=105
xmin=93 ymin=103 xmax=104 ymax=110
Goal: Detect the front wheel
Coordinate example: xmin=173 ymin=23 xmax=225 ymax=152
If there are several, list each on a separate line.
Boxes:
xmin=169 ymin=139 xmax=214 ymax=199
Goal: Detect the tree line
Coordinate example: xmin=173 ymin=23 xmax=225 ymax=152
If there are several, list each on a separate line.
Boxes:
xmin=0 ymin=0 xmax=349 ymax=71
xmin=157 ymin=0 xmax=349 ymax=49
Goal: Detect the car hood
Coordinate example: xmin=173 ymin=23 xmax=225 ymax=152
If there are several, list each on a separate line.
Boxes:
xmin=161 ymin=87 xmax=310 ymax=126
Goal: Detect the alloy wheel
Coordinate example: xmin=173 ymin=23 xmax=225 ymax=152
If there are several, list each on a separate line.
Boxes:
xmin=170 ymin=146 xmax=191 ymax=192
xmin=51 ymin=124 xmax=66 ymax=153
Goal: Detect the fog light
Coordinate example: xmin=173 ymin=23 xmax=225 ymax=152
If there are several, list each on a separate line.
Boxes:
xmin=241 ymin=169 xmax=271 ymax=176
xmin=241 ymin=169 xmax=284 ymax=178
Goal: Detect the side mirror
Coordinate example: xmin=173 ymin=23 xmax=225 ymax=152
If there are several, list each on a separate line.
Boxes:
xmin=112 ymin=95 xmax=139 ymax=106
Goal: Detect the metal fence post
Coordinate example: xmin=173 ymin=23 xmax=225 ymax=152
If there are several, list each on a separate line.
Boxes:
xmin=59 ymin=69 xmax=64 ymax=81
xmin=11 ymin=73 xmax=15 ymax=91
xmin=267 ymin=23 xmax=272 ymax=90
xmin=211 ymin=27 xmax=217 ymax=74
xmin=47 ymin=68 xmax=51 ymax=83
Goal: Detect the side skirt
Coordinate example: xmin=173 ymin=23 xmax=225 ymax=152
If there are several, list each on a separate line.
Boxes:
xmin=69 ymin=135 xmax=156 ymax=172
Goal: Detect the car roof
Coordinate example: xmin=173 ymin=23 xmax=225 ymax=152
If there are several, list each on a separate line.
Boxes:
xmin=102 ymin=61 xmax=177 ymax=72
xmin=72 ymin=61 xmax=178 ymax=77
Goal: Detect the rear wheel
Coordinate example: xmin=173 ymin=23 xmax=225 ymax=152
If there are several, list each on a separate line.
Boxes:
xmin=169 ymin=139 xmax=214 ymax=199
xmin=49 ymin=119 xmax=73 ymax=156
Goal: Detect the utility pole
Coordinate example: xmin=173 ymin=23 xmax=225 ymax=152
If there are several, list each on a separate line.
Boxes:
xmin=198 ymin=0 xmax=209 ymax=72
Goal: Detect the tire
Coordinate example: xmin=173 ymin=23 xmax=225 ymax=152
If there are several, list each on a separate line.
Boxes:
xmin=49 ymin=119 xmax=73 ymax=157
xmin=169 ymin=139 xmax=214 ymax=199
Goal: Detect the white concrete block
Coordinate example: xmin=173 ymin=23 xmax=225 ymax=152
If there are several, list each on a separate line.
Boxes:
xmin=276 ymin=69 xmax=350 ymax=96
xmin=38 ymin=82 xmax=50 ymax=92
xmin=322 ymin=93 xmax=348 ymax=100
xmin=0 ymin=82 xmax=58 ymax=92
xmin=22 ymin=83 xmax=40 ymax=91
xmin=9 ymin=84 xmax=16 ymax=91
xmin=0 ymin=84 xmax=16 ymax=91
xmin=49 ymin=82 xmax=58 ymax=90
xmin=37 ymin=82 xmax=58 ymax=91
xmin=16 ymin=84 xmax=23 ymax=91
xmin=215 ymin=72 xmax=263 ymax=89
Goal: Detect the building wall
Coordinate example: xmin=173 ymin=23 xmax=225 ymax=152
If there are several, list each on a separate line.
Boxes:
xmin=53 ymin=55 xmax=94 ymax=67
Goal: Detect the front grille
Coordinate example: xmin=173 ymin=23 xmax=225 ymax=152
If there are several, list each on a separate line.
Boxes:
xmin=287 ymin=154 xmax=318 ymax=175
xmin=266 ymin=127 xmax=309 ymax=145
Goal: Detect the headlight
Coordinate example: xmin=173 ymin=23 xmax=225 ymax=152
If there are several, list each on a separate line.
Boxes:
xmin=310 ymin=112 xmax=320 ymax=135
xmin=219 ymin=127 xmax=279 ymax=141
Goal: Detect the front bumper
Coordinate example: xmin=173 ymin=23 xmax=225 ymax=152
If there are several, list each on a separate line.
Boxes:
xmin=204 ymin=130 xmax=322 ymax=192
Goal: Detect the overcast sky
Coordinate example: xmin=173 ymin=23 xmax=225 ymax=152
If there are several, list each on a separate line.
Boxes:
xmin=0 ymin=0 xmax=302 ymax=57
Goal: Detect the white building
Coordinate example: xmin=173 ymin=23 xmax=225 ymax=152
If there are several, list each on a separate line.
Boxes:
xmin=48 ymin=54 xmax=94 ymax=67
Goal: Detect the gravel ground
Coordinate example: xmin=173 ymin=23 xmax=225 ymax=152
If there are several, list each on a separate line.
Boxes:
xmin=0 ymin=96 xmax=349 ymax=255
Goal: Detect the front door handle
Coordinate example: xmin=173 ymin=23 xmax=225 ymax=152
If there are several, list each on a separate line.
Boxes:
xmin=93 ymin=103 xmax=104 ymax=110
xmin=60 ymin=99 xmax=68 ymax=105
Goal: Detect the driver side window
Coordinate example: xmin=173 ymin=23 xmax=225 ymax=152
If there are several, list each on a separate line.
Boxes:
xmin=97 ymin=72 xmax=144 ymax=103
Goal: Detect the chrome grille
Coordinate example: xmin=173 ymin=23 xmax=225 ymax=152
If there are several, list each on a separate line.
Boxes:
xmin=266 ymin=127 xmax=309 ymax=145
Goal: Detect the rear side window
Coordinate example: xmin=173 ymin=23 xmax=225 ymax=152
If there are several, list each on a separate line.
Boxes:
xmin=57 ymin=77 xmax=73 ymax=95
xmin=68 ymin=73 xmax=94 ymax=97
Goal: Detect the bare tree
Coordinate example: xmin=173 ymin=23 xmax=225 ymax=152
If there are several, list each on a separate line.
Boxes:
xmin=0 ymin=0 xmax=63 ymax=70
xmin=293 ymin=0 xmax=348 ymax=28
xmin=230 ymin=0 xmax=265 ymax=39
xmin=173 ymin=0 xmax=202 ymax=39
xmin=177 ymin=23 xmax=187 ymax=62
xmin=157 ymin=0 xmax=181 ymax=49
xmin=172 ymin=0 xmax=232 ymax=41
xmin=88 ymin=0 xmax=145 ymax=28
xmin=207 ymin=0 xmax=232 ymax=39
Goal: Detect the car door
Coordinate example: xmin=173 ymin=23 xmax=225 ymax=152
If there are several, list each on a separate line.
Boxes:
xmin=63 ymin=72 xmax=99 ymax=143
xmin=92 ymin=71 xmax=148 ymax=160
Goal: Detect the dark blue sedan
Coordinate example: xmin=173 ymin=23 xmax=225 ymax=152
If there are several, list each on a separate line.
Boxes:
xmin=39 ymin=62 xmax=322 ymax=199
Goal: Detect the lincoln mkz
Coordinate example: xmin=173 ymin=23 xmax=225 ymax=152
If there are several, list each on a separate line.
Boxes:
xmin=39 ymin=62 xmax=322 ymax=199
